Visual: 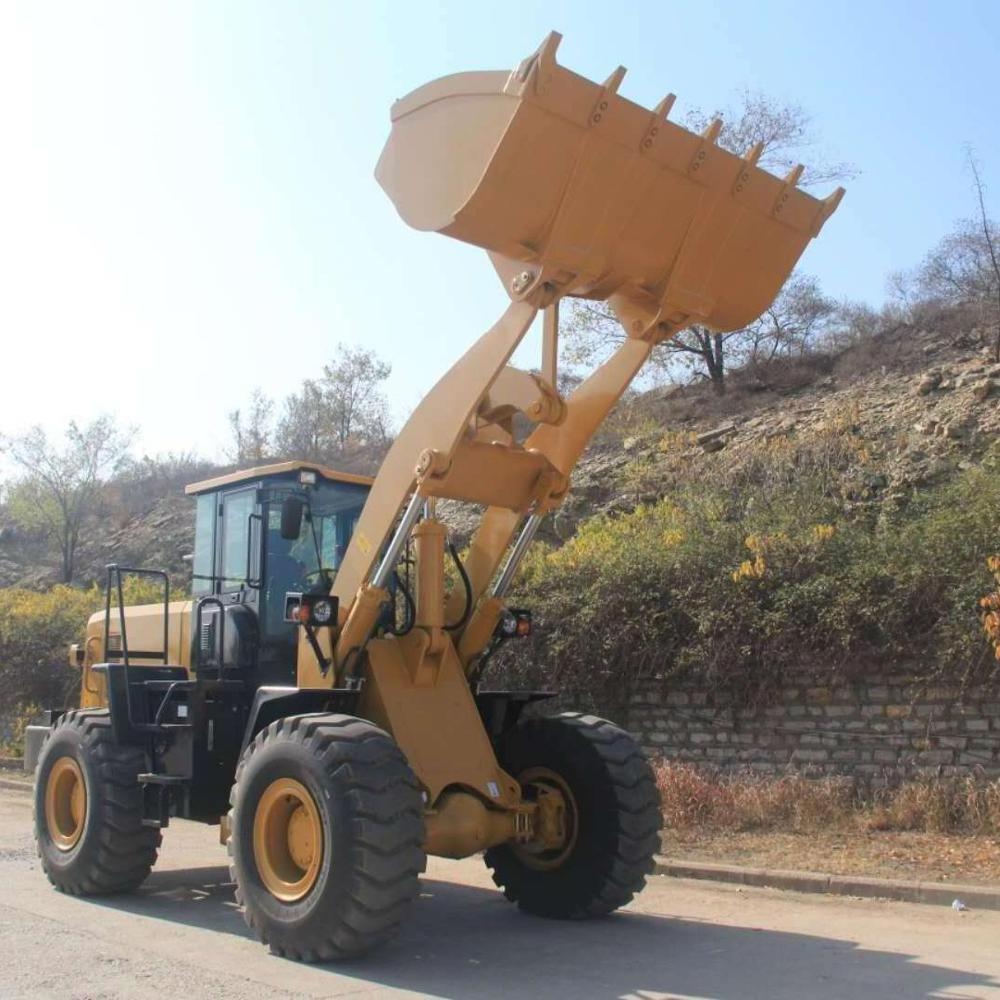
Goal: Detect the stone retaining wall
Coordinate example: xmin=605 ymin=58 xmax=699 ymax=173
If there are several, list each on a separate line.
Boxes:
xmin=626 ymin=672 xmax=1000 ymax=780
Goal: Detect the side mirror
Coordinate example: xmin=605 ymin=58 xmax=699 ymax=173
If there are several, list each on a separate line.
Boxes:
xmin=280 ymin=496 xmax=305 ymax=540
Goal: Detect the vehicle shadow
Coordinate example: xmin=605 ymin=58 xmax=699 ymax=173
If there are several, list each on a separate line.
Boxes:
xmin=93 ymin=865 xmax=999 ymax=1000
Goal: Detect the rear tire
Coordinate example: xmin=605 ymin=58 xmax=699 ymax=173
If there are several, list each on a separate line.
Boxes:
xmin=228 ymin=713 xmax=426 ymax=962
xmin=34 ymin=709 xmax=161 ymax=895
xmin=485 ymin=712 xmax=661 ymax=918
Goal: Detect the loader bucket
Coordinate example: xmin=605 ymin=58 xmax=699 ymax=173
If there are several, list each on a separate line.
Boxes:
xmin=376 ymin=32 xmax=843 ymax=337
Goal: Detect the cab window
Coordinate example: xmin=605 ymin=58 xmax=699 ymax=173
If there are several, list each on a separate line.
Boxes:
xmin=192 ymin=494 xmax=216 ymax=597
xmin=220 ymin=489 xmax=257 ymax=592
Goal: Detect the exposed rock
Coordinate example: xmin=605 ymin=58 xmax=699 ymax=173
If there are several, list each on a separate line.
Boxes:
xmin=915 ymin=372 xmax=941 ymax=395
xmin=695 ymin=422 xmax=736 ymax=446
xmin=700 ymin=437 xmax=727 ymax=454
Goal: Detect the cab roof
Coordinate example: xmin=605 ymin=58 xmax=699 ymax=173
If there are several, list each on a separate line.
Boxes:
xmin=184 ymin=460 xmax=374 ymax=496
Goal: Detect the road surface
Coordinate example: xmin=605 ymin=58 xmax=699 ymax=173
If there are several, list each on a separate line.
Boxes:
xmin=1 ymin=786 xmax=998 ymax=999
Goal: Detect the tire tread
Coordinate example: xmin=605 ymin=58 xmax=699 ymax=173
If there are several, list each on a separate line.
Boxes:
xmin=486 ymin=711 xmax=661 ymax=919
xmin=34 ymin=709 xmax=160 ymax=896
xmin=228 ymin=713 xmax=425 ymax=962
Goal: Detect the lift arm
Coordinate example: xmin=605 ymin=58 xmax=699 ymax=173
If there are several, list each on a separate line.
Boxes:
xmin=297 ymin=31 xmax=843 ymax=687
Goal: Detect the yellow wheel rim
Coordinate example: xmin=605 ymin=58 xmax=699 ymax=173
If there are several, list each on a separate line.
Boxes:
xmin=45 ymin=756 xmax=87 ymax=851
xmin=513 ymin=766 xmax=578 ymax=871
xmin=252 ymin=778 xmax=323 ymax=902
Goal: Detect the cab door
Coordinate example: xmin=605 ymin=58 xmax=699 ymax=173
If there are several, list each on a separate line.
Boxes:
xmin=218 ymin=487 xmax=260 ymax=600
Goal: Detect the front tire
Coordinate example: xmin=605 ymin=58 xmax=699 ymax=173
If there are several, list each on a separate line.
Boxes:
xmin=228 ymin=714 xmax=426 ymax=962
xmin=486 ymin=712 xmax=661 ymax=918
xmin=34 ymin=709 xmax=161 ymax=895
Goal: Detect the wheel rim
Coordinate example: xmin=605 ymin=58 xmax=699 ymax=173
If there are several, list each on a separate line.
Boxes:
xmin=45 ymin=756 xmax=86 ymax=851
xmin=253 ymin=778 xmax=323 ymax=902
xmin=513 ymin=766 xmax=578 ymax=871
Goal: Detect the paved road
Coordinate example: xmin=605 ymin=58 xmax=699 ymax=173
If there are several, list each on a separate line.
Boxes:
xmin=2 ymin=786 xmax=999 ymax=999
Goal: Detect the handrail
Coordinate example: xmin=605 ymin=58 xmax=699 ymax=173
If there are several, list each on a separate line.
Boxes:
xmin=193 ymin=596 xmax=227 ymax=681
xmin=103 ymin=564 xmax=171 ymax=667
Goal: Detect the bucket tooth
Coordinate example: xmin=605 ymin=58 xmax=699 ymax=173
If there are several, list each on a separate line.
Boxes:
xmin=743 ymin=141 xmax=765 ymax=167
xmin=785 ymin=163 xmax=805 ymax=186
xmin=811 ymin=186 xmax=846 ymax=234
xmin=514 ymin=30 xmax=562 ymax=89
xmin=702 ymin=118 xmax=724 ymax=143
xmin=653 ymin=93 xmax=677 ymax=120
xmin=536 ymin=29 xmax=562 ymax=59
xmin=590 ymin=66 xmax=627 ymax=125
xmin=641 ymin=94 xmax=677 ymax=152
xmin=602 ymin=65 xmax=627 ymax=93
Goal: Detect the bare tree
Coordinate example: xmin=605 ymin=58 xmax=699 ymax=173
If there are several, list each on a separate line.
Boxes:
xmin=2 ymin=417 xmax=133 ymax=582
xmin=566 ymin=271 xmax=835 ymax=393
xmin=967 ymin=149 xmax=1000 ymax=361
xmin=228 ymin=388 xmax=274 ymax=465
xmin=565 ymin=92 xmax=853 ymax=392
xmin=741 ymin=274 xmax=837 ymax=364
xmin=684 ymin=89 xmax=855 ymax=189
xmin=914 ymin=219 xmax=1000 ymax=305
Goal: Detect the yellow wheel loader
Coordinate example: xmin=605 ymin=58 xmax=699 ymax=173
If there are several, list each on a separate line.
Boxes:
xmin=33 ymin=34 xmax=842 ymax=960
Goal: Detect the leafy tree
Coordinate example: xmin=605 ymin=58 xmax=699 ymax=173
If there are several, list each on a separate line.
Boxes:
xmin=2 ymin=417 xmax=133 ymax=583
xmin=273 ymin=379 xmax=328 ymax=462
xmin=565 ymin=92 xmax=853 ymax=393
xmin=274 ymin=344 xmax=391 ymax=463
xmin=322 ymin=345 xmax=391 ymax=451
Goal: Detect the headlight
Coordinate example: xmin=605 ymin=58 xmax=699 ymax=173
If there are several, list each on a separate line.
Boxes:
xmin=284 ymin=592 xmax=339 ymax=627
xmin=496 ymin=608 xmax=532 ymax=639
xmin=311 ymin=598 xmax=334 ymax=625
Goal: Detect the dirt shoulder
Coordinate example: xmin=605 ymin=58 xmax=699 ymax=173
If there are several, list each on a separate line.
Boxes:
xmin=663 ymin=828 xmax=1000 ymax=887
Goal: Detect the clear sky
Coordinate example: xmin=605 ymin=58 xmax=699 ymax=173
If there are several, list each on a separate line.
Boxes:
xmin=1 ymin=0 xmax=998 ymax=461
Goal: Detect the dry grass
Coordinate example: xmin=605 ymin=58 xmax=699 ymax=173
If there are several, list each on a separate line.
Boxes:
xmin=661 ymin=828 xmax=1000 ymax=886
xmin=654 ymin=760 xmax=1000 ymax=836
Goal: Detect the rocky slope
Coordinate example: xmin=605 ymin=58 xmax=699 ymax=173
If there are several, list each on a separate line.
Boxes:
xmin=540 ymin=319 xmax=1000 ymax=541
xmin=2 ymin=314 xmax=997 ymax=589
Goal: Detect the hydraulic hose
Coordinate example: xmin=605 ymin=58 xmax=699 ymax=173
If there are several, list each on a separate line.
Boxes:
xmin=444 ymin=542 xmax=473 ymax=632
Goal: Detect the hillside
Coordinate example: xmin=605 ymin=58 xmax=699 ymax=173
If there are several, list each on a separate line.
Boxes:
xmin=3 ymin=312 xmax=999 ymax=593
xmin=553 ymin=318 xmax=1000 ymax=536
xmin=0 ymin=479 xmax=201 ymax=590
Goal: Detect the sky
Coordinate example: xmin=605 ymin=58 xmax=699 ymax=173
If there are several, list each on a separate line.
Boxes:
xmin=1 ymin=0 xmax=999 ymax=463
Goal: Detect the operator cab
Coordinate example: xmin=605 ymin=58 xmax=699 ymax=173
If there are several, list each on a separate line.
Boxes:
xmin=185 ymin=461 xmax=371 ymax=685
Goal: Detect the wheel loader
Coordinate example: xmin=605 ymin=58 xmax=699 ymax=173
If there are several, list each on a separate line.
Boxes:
xmin=33 ymin=33 xmax=843 ymax=960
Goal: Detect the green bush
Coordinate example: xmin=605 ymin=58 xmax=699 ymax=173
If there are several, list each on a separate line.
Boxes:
xmin=496 ymin=432 xmax=1000 ymax=709
xmin=0 ymin=577 xmax=175 ymax=728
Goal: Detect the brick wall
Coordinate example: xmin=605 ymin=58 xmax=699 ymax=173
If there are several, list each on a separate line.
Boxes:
xmin=626 ymin=672 xmax=1000 ymax=780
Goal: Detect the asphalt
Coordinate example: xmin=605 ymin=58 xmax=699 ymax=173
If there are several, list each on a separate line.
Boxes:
xmin=2 ymin=786 xmax=1000 ymax=999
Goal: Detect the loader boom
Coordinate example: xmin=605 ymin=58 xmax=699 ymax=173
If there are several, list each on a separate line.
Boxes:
xmin=304 ymin=31 xmax=843 ymax=688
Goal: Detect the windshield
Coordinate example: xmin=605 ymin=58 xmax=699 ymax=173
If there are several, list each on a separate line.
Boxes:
xmin=263 ymin=481 xmax=367 ymax=633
